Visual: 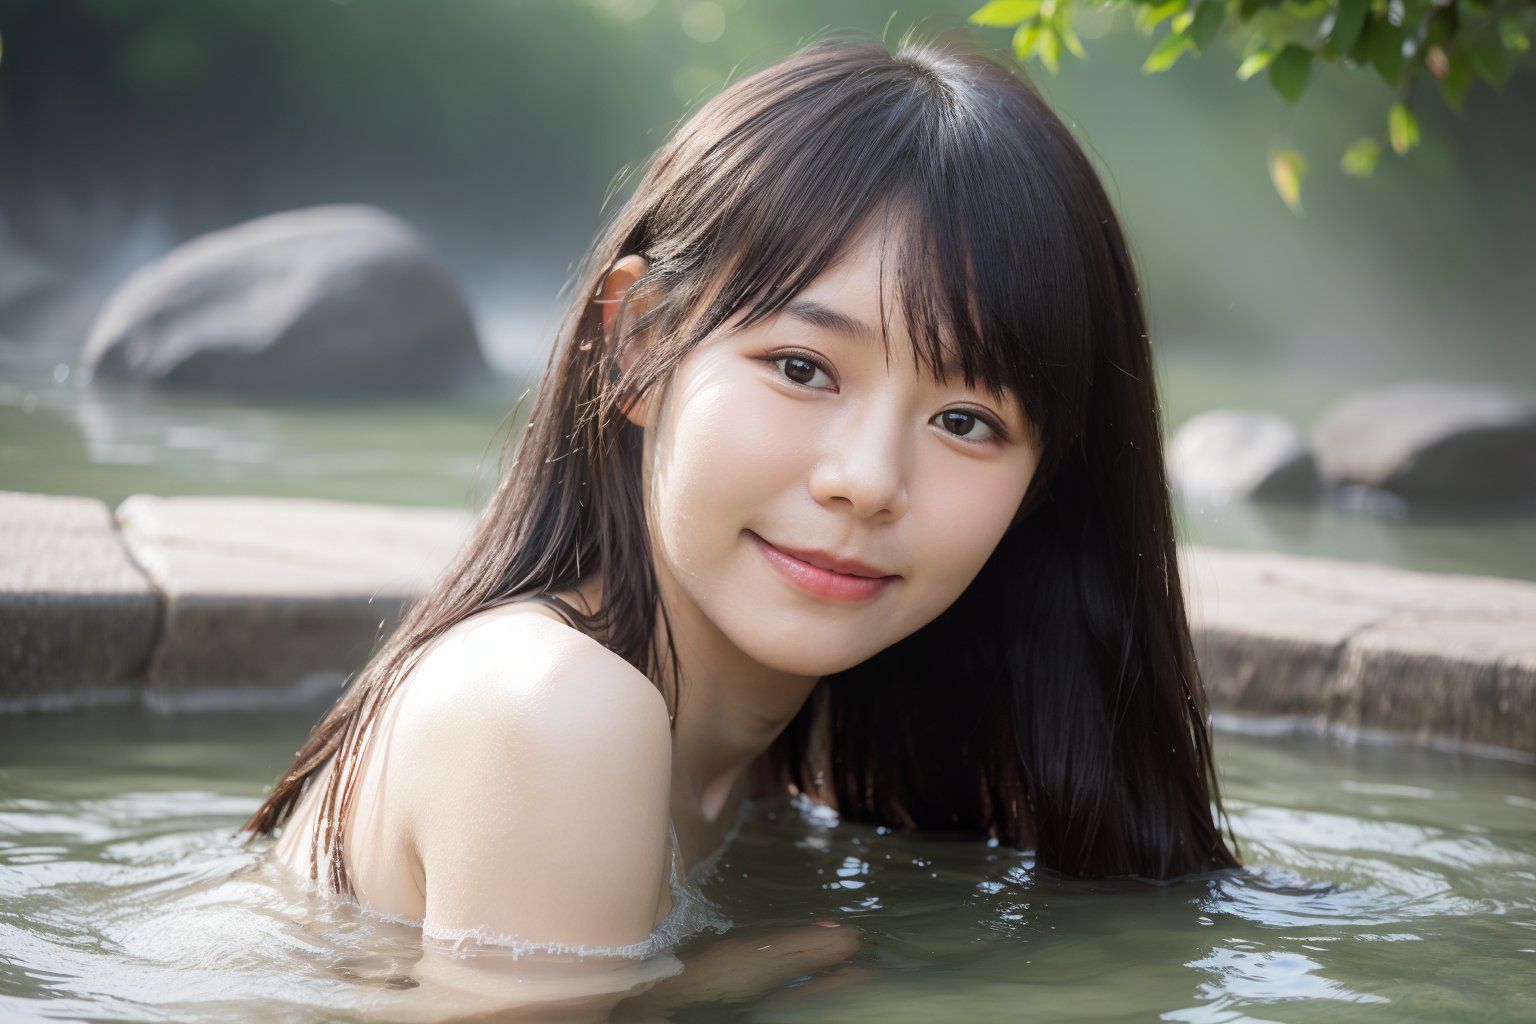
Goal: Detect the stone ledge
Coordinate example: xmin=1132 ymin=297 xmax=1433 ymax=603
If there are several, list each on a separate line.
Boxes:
xmin=113 ymin=495 xmax=470 ymax=696
xmin=1181 ymin=547 xmax=1536 ymax=756
xmin=0 ymin=491 xmax=160 ymax=707
xmin=2 ymin=490 xmax=1533 ymax=757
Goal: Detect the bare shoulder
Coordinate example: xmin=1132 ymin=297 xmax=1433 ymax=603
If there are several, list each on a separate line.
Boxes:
xmin=395 ymin=603 xmax=671 ymax=743
xmin=388 ymin=604 xmax=674 ymax=815
xmin=384 ymin=602 xmax=675 ymax=948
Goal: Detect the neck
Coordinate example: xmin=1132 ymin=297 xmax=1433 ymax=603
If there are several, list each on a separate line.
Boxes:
xmin=652 ymin=564 xmax=820 ymax=825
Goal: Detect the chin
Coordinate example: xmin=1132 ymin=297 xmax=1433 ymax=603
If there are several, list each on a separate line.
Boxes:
xmin=757 ymin=650 xmax=873 ymax=678
xmin=729 ymin=619 xmax=898 ymax=678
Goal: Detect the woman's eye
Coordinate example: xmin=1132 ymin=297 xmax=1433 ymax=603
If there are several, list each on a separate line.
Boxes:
xmin=774 ymin=355 xmax=833 ymax=389
xmin=935 ymin=409 xmax=997 ymax=442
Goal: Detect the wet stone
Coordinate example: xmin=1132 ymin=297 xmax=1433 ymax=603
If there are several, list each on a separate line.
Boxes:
xmin=1168 ymin=410 xmax=1321 ymax=503
xmin=1310 ymin=381 xmax=1536 ymax=504
xmin=113 ymin=495 xmax=471 ymax=700
xmin=1183 ymin=545 xmax=1536 ymax=756
xmin=0 ymin=491 xmax=159 ymax=709
xmin=79 ymin=204 xmax=487 ymax=399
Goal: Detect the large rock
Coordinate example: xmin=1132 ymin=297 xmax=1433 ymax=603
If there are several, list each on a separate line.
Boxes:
xmin=1168 ymin=409 xmax=1321 ymax=503
xmin=114 ymin=495 xmax=471 ymax=701
xmin=1182 ymin=545 xmax=1536 ymax=754
xmin=0 ymin=491 xmax=159 ymax=709
xmin=78 ymin=205 xmax=486 ymax=398
xmin=1310 ymin=382 xmax=1536 ymax=503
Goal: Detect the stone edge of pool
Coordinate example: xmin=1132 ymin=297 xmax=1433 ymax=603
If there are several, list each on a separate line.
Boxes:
xmin=3 ymin=489 xmax=1533 ymax=758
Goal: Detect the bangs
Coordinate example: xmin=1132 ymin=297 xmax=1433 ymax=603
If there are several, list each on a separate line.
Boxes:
xmin=641 ymin=40 xmax=1108 ymax=463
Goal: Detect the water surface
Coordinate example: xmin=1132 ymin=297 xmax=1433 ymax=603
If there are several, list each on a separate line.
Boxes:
xmin=1 ymin=707 xmax=1532 ymax=1022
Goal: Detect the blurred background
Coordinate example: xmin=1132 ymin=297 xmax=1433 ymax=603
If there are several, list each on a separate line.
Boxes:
xmin=1 ymin=0 xmax=1532 ymax=577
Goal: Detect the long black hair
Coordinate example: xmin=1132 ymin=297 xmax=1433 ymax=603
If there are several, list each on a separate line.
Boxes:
xmin=244 ymin=36 xmax=1239 ymax=888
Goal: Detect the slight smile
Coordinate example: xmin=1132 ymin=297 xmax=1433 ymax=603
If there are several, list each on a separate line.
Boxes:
xmin=748 ymin=531 xmax=899 ymax=602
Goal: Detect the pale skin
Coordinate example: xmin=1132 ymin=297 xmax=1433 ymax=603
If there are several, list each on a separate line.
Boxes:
xmin=270 ymin=225 xmax=1044 ymax=1019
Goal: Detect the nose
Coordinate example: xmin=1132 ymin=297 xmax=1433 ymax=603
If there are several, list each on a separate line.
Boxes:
xmin=807 ymin=402 xmax=911 ymax=520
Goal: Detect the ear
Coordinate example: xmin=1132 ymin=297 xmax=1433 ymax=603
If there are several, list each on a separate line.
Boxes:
xmin=596 ymin=254 xmax=655 ymax=426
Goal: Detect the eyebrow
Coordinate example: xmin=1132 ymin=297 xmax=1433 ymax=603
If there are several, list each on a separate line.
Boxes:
xmin=782 ymin=297 xmax=1018 ymax=416
xmin=782 ymin=298 xmax=879 ymax=340
xmin=783 ymin=297 xmax=964 ymax=380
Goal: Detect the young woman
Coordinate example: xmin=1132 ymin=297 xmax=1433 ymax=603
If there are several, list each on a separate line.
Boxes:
xmin=244 ymin=33 xmax=1238 ymax=1012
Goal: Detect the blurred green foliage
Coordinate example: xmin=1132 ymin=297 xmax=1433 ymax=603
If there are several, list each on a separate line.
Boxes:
xmin=0 ymin=0 xmax=979 ymax=272
xmin=3 ymin=0 xmax=1526 ymax=230
xmin=969 ymin=0 xmax=1535 ymax=209
xmin=0 ymin=0 xmax=1530 ymax=382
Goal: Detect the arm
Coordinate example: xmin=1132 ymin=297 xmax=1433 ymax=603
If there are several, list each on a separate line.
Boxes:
xmin=374 ymin=614 xmax=677 ymax=1016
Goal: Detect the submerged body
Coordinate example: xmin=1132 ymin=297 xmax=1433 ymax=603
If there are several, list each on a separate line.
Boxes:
xmin=269 ymin=600 xmax=780 ymax=1019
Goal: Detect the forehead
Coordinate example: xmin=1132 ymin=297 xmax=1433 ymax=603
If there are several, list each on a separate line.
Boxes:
xmin=789 ymin=223 xmax=900 ymax=324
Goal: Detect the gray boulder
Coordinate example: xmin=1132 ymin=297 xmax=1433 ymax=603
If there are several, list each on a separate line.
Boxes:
xmin=79 ymin=205 xmax=486 ymax=398
xmin=1167 ymin=409 xmax=1320 ymax=503
xmin=1311 ymin=382 xmax=1536 ymax=502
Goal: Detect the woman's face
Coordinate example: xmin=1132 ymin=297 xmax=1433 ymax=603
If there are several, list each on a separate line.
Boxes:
xmin=638 ymin=228 xmax=1043 ymax=678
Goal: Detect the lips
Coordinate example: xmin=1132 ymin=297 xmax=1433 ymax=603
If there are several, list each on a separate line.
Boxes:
xmin=749 ymin=531 xmax=898 ymax=602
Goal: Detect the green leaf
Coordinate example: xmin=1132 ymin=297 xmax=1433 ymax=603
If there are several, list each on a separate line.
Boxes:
xmin=1268 ymin=146 xmax=1308 ymax=213
xmin=1439 ymin=49 xmax=1475 ymax=110
xmin=1058 ymin=17 xmax=1089 ymax=61
xmin=1038 ymin=23 xmax=1064 ymax=74
xmin=1330 ymin=0 xmax=1370 ymax=56
xmin=1468 ymin=33 xmax=1513 ymax=87
xmin=1236 ymin=49 xmax=1275 ymax=80
xmin=1144 ymin=0 xmax=1189 ymax=31
xmin=1365 ymin=17 xmax=1405 ymax=86
xmin=1341 ymin=137 xmax=1380 ymax=177
xmin=1239 ymin=0 xmax=1267 ymax=20
xmin=969 ymin=0 xmax=1042 ymax=27
xmin=1142 ymin=30 xmax=1193 ymax=72
xmin=1346 ymin=20 xmax=1372 ymax=63
xmin=1425 ymin=6 xmax=1457 ymax=49
xmin=1268 ymin=44 xmax=1313 ymax=102
xmin=1388 ymin=102 xmax=1419 ymax=155
xmin=1012 ymin=21 xmax=1044 ymax=61
xmin=1499 ymin=17 xmax=1530 ymax=53
xmin=1186 ymin=1 xmax=1225 ymax=51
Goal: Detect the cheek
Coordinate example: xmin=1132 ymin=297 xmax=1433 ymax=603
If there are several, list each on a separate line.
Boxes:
xmin=917 ymin=455 xmax=1034 ymax=588
xmin=647 ymin=367 xmax=816 ymax=586
xmin=655 ymin=374 xmax=811 ymax=513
